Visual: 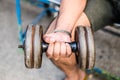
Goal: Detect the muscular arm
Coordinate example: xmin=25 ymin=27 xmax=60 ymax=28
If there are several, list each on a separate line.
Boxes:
xmin=55 ymin=0 xmax=87 ymax=32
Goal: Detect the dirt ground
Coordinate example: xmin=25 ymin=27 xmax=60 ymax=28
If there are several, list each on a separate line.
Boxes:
xmin=0 ymin=0 xmax=120 ymax=80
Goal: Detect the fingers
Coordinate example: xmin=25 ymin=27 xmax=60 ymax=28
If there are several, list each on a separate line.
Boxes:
xmin=60 ymin=42 xmax=67 ymax=57
xmin=53 ymin=42 xmax=60 ymax=60
xmin=46 ymin=43 xmax=54 ymax=58
xmin=46 ymin=42 xmax=72 ymax=60
xmin=66 ymin=43 xmax=72 ymax=57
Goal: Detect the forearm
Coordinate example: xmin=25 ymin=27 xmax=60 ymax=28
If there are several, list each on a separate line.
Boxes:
xmin=55 ymin=0 xmax=87 ymax=32
xmin=65 ymin=67 xmax=86 ymax=80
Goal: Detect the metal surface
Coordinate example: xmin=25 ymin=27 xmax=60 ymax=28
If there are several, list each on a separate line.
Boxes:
xmin=85 ymin=27 xmax=95 ymax=69
xmin=24 ymin=25 xmax=44 ymax=68
xmin=22 ymin=25 xmax=95 ymax=70
xmin=75 ymin=26 xmax=87 ymax=70
xmin=24 ymin=24 xmax=34 ymax=68
xmin=33 ymin=25 xmax=42 ymax=68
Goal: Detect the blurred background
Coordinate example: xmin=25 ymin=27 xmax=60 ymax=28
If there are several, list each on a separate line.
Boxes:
xmin=0 ymin=0 xmax=120 ymax=80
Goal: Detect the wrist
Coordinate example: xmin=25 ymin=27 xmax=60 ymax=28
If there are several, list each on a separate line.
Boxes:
xmin=53 ymin=29 xmax=71 ymax=37
xmin=55 ymin=26 xmax=72 ymax=33
xmin=55 ymin=18 xmax=74 ymax=33
xmin=65 ymin=68 xmax=86 ymax=80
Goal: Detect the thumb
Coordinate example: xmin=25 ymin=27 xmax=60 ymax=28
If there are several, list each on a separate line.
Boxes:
xmin=43 ymin=34 xmax=55 ymax=43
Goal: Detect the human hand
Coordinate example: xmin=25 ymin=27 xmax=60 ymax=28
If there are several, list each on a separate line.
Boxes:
xmin=44 ymin=30 xmax=80 ymax=76
xmin=43 ymin=31 xmax=72 ymax=59
xmin=43 ymin=16 xmax=86 ymax=80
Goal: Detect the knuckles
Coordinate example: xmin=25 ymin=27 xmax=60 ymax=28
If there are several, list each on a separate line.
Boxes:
xmin=46 ymin=42 xmax=72 ymax=60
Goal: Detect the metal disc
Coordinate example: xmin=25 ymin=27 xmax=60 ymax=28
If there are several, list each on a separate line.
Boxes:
xmin=33 ymin=25 xmax=43 ymax=68
xmin=24 ymin=24 xmax=34 ymax=68
xmin=75 ymin=26 xmax=87 ymax=70
xmin=85 ymin=27 xmax=95 ymax=70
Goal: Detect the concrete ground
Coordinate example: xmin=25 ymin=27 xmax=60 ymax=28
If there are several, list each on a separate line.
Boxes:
xmin=0 ymin=0 xmax=120 ymax=80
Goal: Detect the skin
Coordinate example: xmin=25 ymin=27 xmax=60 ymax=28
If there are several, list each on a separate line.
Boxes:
xmin=43 ymin=0 xmax=91 ymax=80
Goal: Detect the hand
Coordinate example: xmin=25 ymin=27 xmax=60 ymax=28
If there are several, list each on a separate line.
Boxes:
xmin=43 ymin=32 xmax=73 ymax=60
xmin=43 ymin=18 xmax=86 ymax=80
xmin=43 ymin=32 xmax=86 ymax=80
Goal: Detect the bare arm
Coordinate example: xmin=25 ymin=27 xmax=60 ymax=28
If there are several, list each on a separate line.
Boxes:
xmin=55 ymin=0 xmax=87 ymax=32
xmin=44 ymin=0 xmax=88 ymax=80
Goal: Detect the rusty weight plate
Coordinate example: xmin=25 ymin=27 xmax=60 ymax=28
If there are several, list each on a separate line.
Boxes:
xmin=24 ymin=25 xmax=43 ymax=69
xmin=85 ymin=27 xmax=95 ymax=70
xmin=24 ymin=24 xmax=34 ymax=68
xmin=75 ymin=26 xmax=87 ymax=70
xmin=33 ymin=25 xmax=43 ymax=68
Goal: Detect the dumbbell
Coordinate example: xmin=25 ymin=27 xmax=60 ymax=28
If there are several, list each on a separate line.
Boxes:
xmin=19 ymin=24 xmax=95 ymax=70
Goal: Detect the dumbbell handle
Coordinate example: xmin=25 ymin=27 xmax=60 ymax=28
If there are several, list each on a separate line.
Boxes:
xmin=18 ymin=42 xmax=77 ymax=53
xmin=42 ymin=41 xmax=77 ymax=53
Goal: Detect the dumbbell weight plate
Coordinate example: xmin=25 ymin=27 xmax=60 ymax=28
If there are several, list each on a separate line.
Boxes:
xmin=33 ymin=25 xmax=43 ymax=68
xmin=23 ymin=24 xmax=95 ymax=70
xmin=75 ymin=26 xmax=87 ymax=70
xmin=85 ymin=27 xmax=95 ymax=69
xmin=24 ymin=24 xmax=34 ymax=68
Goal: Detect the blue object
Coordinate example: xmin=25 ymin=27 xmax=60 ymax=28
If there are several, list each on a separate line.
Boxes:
xmin=16 ymin=0 xmax=23 ymax=43
xmin=16 ymin=0 xmax=58 ymax=44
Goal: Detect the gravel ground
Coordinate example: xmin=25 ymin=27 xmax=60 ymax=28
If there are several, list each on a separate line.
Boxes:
xmin=0 ymin=0 xmax=120 ymax=80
